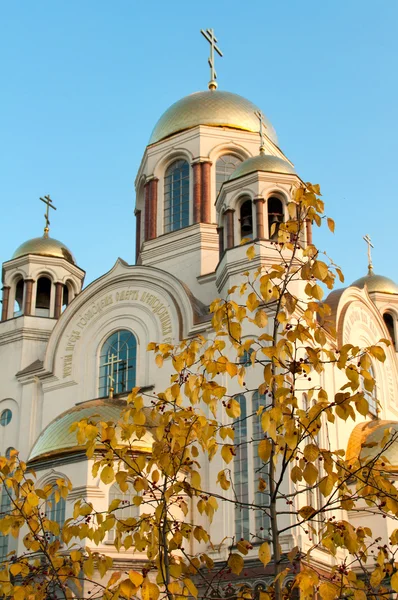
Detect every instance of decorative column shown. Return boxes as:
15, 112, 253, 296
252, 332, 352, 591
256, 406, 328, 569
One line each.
144, 181, 151, 241
201, 161, 212, 224
192, 162, 202, 223
148, 178, 158, 240
254, 197, 265, 239
1, 286, 10, 321
224, 209, 235, 249
217, 227, 224, 259
306, 219, 313, 245
24, 279, 34, 316
135, 210, 141, 262
54, 282, 63, 319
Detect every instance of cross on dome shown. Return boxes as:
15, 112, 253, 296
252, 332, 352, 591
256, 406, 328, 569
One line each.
200, 28, 223, 90
40, 194, 56, 236
363, 234, 374, 275
255, 110, 268, 154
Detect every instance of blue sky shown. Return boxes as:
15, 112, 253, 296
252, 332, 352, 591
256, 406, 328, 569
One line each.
1, 1, 397, 288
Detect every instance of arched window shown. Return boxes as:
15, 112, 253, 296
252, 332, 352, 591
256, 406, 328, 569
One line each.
0, 410, 12, 427
362, 364, 378, 417
46, 489, 66, 541
99, 330, 137, 397
240, 199, 253, 240
62, 285, 69, 312
164, 159, 190, 233
252, 392, 269, 534
267, 196, 284, 240
383, 313, 396, 349
216, 154, 242, 196
234, 394, 249, 540
35, 276, 52, 317
234, 393, 270, 541
0, 486, 11, 559
14, 278, 24, 317
108, 482, 140, 542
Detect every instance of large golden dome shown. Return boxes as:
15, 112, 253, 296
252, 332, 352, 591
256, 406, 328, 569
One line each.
352, 272, 398, 295
12, 234, 76, 265
228, 154, 296, 181
149, 90, 278, 145
28, 399, 153, 463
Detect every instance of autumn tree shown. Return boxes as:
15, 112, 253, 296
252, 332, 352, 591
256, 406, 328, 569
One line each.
1, 183, 398, 600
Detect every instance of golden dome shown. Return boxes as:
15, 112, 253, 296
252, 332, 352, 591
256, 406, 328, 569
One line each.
12, 234, 76, 265
228, 154, 296, 181
347, 420, 398, 470
28, 399, 153, 462
149, 90, 278, 145
352, 272, 398, 295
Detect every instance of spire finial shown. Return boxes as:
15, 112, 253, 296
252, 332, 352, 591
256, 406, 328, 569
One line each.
255, 110, 267, 154
363, 234, 374, 275
40, 194, 56, 237
200, 28, 223, 90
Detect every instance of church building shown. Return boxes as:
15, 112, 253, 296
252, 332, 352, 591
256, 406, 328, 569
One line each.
1, 31, 398, 593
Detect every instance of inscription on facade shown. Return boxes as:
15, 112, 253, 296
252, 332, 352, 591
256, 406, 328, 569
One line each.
62, 288, 174, 377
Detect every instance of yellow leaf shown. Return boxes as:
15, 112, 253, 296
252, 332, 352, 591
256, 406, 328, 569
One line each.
27, 492, 39, 507
258, 439, 272, 463
391, 571, 398, 592
184, 578, 198, 598
228, 553, 244, 575
246, 246, 255, 260
155, 354, 163, 368
303, 444, 319, 462
298, 506, 316, 520
129, 571, 144, 587
247, 292, 260, 312
327, 217, 335, 233
9, 564, 22, 576
319, 581, 338, 600
221, 445, 234, 464
369, 345, 386, 362
226, 398, 241, 419
100, 466, 115, 485
119, 579, 138, 598
142, 580, 160, 600
303, 462, 318, 486
258, 542, 271, 566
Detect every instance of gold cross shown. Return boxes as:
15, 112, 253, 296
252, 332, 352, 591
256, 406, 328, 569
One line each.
255, 110, 267, 154
363, 234, 374, 275
200, 28, 223, 90
40, 194, 56, 235
106, 352, 123, 399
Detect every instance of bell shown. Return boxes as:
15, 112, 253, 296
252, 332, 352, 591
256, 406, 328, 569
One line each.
241, 215, 252, 232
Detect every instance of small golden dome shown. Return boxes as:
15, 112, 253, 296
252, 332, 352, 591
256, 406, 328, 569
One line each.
12, 235, 76, 265
149, 90, 278, 145
347, 420, 398, 470
28, 399, 153, 462
352, 272, 398, 295
228, 154, 296, 181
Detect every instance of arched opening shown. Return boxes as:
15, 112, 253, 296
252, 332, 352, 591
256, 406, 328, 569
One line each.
164, 159, 190, 233
267, 196, 284, 240
99, 330, 137, 397
383, 313, 396, 349
13, 279, 24, 317
62, 285, 69, 312
215, 154, 242, 196
108, 482, 140, 542
35, 276, 52, 317
239, 199, 253, 240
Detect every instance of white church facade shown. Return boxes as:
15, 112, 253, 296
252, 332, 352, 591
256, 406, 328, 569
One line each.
1, 64, 398, 592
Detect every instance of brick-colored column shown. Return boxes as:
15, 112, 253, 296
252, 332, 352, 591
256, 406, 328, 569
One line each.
224, 209, 235, 249
306, 219, 313, 245
192, 162, 202, 223
144, 181, 150, 241
1, 286, 10, 321
24, 279, 34, 316
54, 282, 63, 319
135, 210, 141, 262
217, 227, 224, 259
148, 178, 158, 240
254, 197, 265, 239
201, 161, 212, 224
